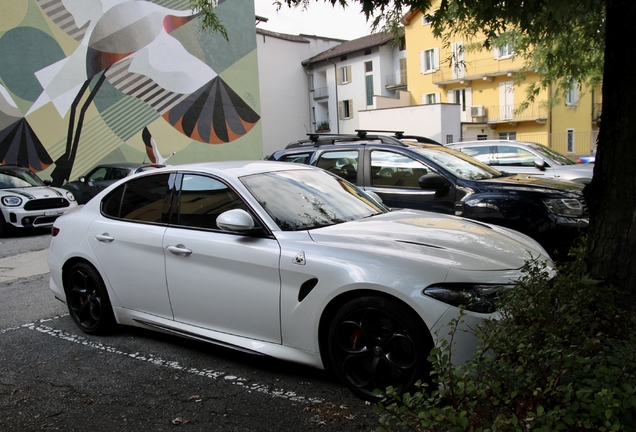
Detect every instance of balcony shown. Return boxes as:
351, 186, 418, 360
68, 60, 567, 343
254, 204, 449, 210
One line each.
385, 71, 407, 90
312, 86, 329, 100
315, 120, 330, 132
432, 56, 524, 88
478, 101, 548, 124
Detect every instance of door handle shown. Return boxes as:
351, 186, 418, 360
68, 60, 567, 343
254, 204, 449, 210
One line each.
167, 245, 193, 256
95, 233, 114, 243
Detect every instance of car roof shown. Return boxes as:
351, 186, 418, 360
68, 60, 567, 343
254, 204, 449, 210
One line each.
92, 162, 151, 169
448, 140, 540, 147
142, 160, 316, 178
284, 130, 442, 150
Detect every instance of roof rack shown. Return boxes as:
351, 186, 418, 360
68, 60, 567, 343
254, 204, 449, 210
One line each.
284, 129, 442, 149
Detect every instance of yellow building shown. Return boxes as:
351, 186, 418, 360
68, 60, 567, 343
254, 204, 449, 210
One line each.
402, 9, 601, 158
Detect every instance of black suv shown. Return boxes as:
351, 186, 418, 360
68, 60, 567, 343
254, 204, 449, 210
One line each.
269, 131, 588, 258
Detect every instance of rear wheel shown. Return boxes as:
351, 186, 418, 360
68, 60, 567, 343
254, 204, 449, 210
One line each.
65, 262, 116, 334
328, 296, 433, 401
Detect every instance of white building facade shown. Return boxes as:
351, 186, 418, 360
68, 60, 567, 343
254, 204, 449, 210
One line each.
302, 33, 408, 135
256, 28, 343, 156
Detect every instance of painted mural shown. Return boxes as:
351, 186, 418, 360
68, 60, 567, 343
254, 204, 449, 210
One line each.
0, 0, 262, 186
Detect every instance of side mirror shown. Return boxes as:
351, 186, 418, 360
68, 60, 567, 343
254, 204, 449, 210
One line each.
43, 180, 52, 186
217, 209, 255, 232
533, 158, 546, 171
365, 191, 383, 204
418, 173, 450, 191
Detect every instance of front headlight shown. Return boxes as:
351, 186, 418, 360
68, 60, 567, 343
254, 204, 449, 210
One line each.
423, 283, 514, 313
543, 198, 584, 217
65, 191, 76, 202
2, 196, 22, 207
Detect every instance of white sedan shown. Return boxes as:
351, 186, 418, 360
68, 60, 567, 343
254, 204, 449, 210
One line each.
47, 161, 551, 400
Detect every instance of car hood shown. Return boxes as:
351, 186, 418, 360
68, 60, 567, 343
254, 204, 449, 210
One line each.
3, 186, 69, 199
479, 174, 584, 194
308, 210, 549, 271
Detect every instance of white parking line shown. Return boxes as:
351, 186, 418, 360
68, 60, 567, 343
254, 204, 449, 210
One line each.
4, 316, 323, 404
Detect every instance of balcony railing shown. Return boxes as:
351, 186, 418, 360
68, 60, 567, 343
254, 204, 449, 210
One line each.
312, 86, 329, 100
432, 56, 524, 85
385, 71, 408, 88
485, 101, 548, 123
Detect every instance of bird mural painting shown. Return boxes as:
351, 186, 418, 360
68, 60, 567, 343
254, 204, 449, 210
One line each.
28, 0, 260, 186
142, 127, 175, 165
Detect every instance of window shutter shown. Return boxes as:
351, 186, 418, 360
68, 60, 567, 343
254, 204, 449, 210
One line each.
419, 51, 425, 73
447, 90, 454, 103
348, 100, 353, 118
337, 68, 342, 85
434, 92, 440, 103
338, 101, 343, 119
493, 46, 501, 59
433, 47, 440, 70
346, 65, 352, 83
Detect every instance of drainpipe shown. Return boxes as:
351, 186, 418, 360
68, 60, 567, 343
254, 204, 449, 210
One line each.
329, 58, 340, 133
548, 83, 553, 148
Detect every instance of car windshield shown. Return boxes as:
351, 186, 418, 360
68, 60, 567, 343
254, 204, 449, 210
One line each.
529, 143, 576, 165
411, 146, 502, 180
0, 168, 45, 188
241, 169, 387, 231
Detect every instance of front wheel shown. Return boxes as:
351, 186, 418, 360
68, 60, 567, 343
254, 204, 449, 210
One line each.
328, 296, 433, 401
65, 262, 116, 334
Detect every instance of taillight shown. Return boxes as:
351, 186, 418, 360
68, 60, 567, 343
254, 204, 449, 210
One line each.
51, 227, 60, 237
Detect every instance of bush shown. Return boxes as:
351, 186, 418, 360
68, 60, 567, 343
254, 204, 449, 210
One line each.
376, 251, 636, 431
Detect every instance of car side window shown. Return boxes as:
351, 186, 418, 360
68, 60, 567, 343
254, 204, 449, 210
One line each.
101, 174, 171, 223
460, 146, 492, 164
109, 168, 128, 180
494, 146, 536, 166
370, 151, 430, 188
316, 150, 359, 183
278, 153, 311, 164
176, 174, 248, 230
87, 167, 109, 181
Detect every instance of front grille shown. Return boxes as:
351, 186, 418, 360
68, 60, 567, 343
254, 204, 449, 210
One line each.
580, 198, 589, 217
24, 198, 70, 211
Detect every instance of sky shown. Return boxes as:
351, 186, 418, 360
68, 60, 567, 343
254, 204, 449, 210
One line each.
253, 0, 374, 40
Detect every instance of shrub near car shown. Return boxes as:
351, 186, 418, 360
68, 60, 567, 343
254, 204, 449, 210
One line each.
48, 161, 552, 400
0, 165, 77, 236
269, 131, 589, 258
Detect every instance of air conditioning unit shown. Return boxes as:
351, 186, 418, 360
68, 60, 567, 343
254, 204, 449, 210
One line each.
471, 105, 485, 117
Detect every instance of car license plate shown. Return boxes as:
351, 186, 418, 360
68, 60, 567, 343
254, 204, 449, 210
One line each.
44, 211, 59, 216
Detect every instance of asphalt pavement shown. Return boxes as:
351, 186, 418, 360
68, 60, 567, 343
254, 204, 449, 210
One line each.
0, 233, 380, 431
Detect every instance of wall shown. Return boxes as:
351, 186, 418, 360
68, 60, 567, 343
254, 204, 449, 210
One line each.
0, 0, 262, 185
358, 103, 461, 144
256, 30, 342, 157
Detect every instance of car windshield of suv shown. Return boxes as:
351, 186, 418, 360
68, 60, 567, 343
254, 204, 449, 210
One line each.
241, 169, 387, 231
0, 168, 45, 188
529, 143, 576, 165
411, 147, 502, 180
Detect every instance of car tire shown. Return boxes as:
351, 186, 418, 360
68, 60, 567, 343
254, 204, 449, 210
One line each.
328, 296, 433, 401
65, 262, 116, 335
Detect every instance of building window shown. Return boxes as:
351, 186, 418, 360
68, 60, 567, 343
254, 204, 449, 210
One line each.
498, 131, 517, 140
422, 14, 431, 25
446, 135, 454, 144
339, 100, 353, 119
337, 65, 351, 85
364, 48, 372, 55
419, 48, 439, 73
567, 129, 575, 153
365, 61, 373, 73
365, 75, 374, 106
477, 134, 489, 140
565, 82, 579, 107
422, 92, 440, 104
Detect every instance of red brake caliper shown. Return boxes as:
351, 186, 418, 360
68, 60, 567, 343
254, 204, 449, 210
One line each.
350, 329, 362, 350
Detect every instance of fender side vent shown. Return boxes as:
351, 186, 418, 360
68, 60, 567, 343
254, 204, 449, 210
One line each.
298, 278, 319, 302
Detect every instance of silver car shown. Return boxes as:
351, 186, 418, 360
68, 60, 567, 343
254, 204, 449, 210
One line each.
447, 140, 593, 184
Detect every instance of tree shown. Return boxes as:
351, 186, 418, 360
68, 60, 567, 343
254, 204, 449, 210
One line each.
193, 0, 636, 296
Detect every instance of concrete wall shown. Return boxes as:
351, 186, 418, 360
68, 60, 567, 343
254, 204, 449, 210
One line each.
358, 103, 461, 144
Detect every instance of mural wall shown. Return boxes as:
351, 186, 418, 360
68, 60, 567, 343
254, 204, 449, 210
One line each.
0, 0, 262, 185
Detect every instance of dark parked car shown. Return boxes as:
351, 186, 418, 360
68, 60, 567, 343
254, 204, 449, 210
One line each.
269, 131, 589, 258
62, 163, 162, 204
